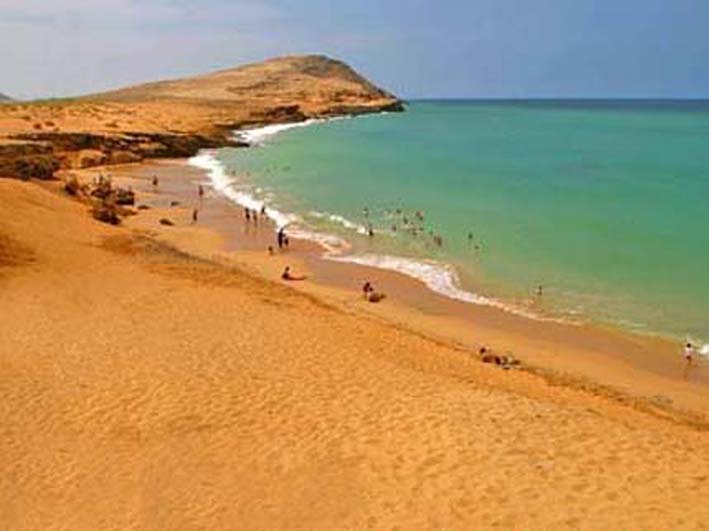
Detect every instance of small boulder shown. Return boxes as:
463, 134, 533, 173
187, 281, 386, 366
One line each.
92, 203, 120, 225
114, 187, 135, 206
159, 218, 175, 226
64, 176, 81, 196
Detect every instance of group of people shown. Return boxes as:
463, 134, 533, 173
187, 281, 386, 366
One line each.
244, 205, 267, 225
361, 205, 490, 253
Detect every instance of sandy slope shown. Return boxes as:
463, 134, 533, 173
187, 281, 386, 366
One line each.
1, 179, 708, 530
0, 55, 402, 180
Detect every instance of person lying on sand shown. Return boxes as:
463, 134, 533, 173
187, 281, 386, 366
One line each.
281, 266, 306, 281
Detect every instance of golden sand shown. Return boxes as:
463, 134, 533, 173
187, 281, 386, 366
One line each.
1, 174, 708, 529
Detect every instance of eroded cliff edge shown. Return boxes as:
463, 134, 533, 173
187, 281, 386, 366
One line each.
0, 55, 404, 180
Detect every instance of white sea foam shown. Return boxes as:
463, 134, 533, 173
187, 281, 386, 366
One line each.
309, 210, 368, 234
235, 119, 323, 145
189, 151, 295, 229
235, 115, 354, 146
188, 116, 558, 324
328, 253, 493, 304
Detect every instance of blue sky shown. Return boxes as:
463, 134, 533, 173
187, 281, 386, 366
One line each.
2, 0, 708, 99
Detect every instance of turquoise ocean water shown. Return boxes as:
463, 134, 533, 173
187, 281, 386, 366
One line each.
195, 100, 709, 347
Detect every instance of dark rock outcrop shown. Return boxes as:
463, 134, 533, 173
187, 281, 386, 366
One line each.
1, 131, 244, 180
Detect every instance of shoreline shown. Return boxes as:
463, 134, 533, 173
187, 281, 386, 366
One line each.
70, 158, 709, 424
193, 119, 709, 352
5, 171, 709, 528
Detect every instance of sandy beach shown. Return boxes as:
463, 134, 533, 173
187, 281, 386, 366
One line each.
102, 159, 709, 418
2, 161, 708, 529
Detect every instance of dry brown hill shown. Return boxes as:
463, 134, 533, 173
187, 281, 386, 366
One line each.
0, 55, 402, 179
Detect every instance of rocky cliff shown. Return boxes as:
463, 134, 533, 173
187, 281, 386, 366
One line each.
0, 55, 403, 180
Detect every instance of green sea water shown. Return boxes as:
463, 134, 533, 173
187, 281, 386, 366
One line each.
209, 100, 709, 345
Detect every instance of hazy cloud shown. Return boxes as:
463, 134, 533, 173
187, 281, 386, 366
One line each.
1, 0, 708, 99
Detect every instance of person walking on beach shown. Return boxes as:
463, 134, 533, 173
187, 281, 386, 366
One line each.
685, 342, 695, 365
197, 184, 204, 204
244, 207, 251, 222
277, 227, 285, 249
362, 281, 373, 300
151, 175, 159, 188
683, 342, 696, 379
192, 208, 199, 224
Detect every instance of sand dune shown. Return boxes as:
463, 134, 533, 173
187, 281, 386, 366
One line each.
1, 178, 708, 529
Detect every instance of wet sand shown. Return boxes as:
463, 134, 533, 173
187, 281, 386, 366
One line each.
101, 159, 709, 419
2, 170, 709, 530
